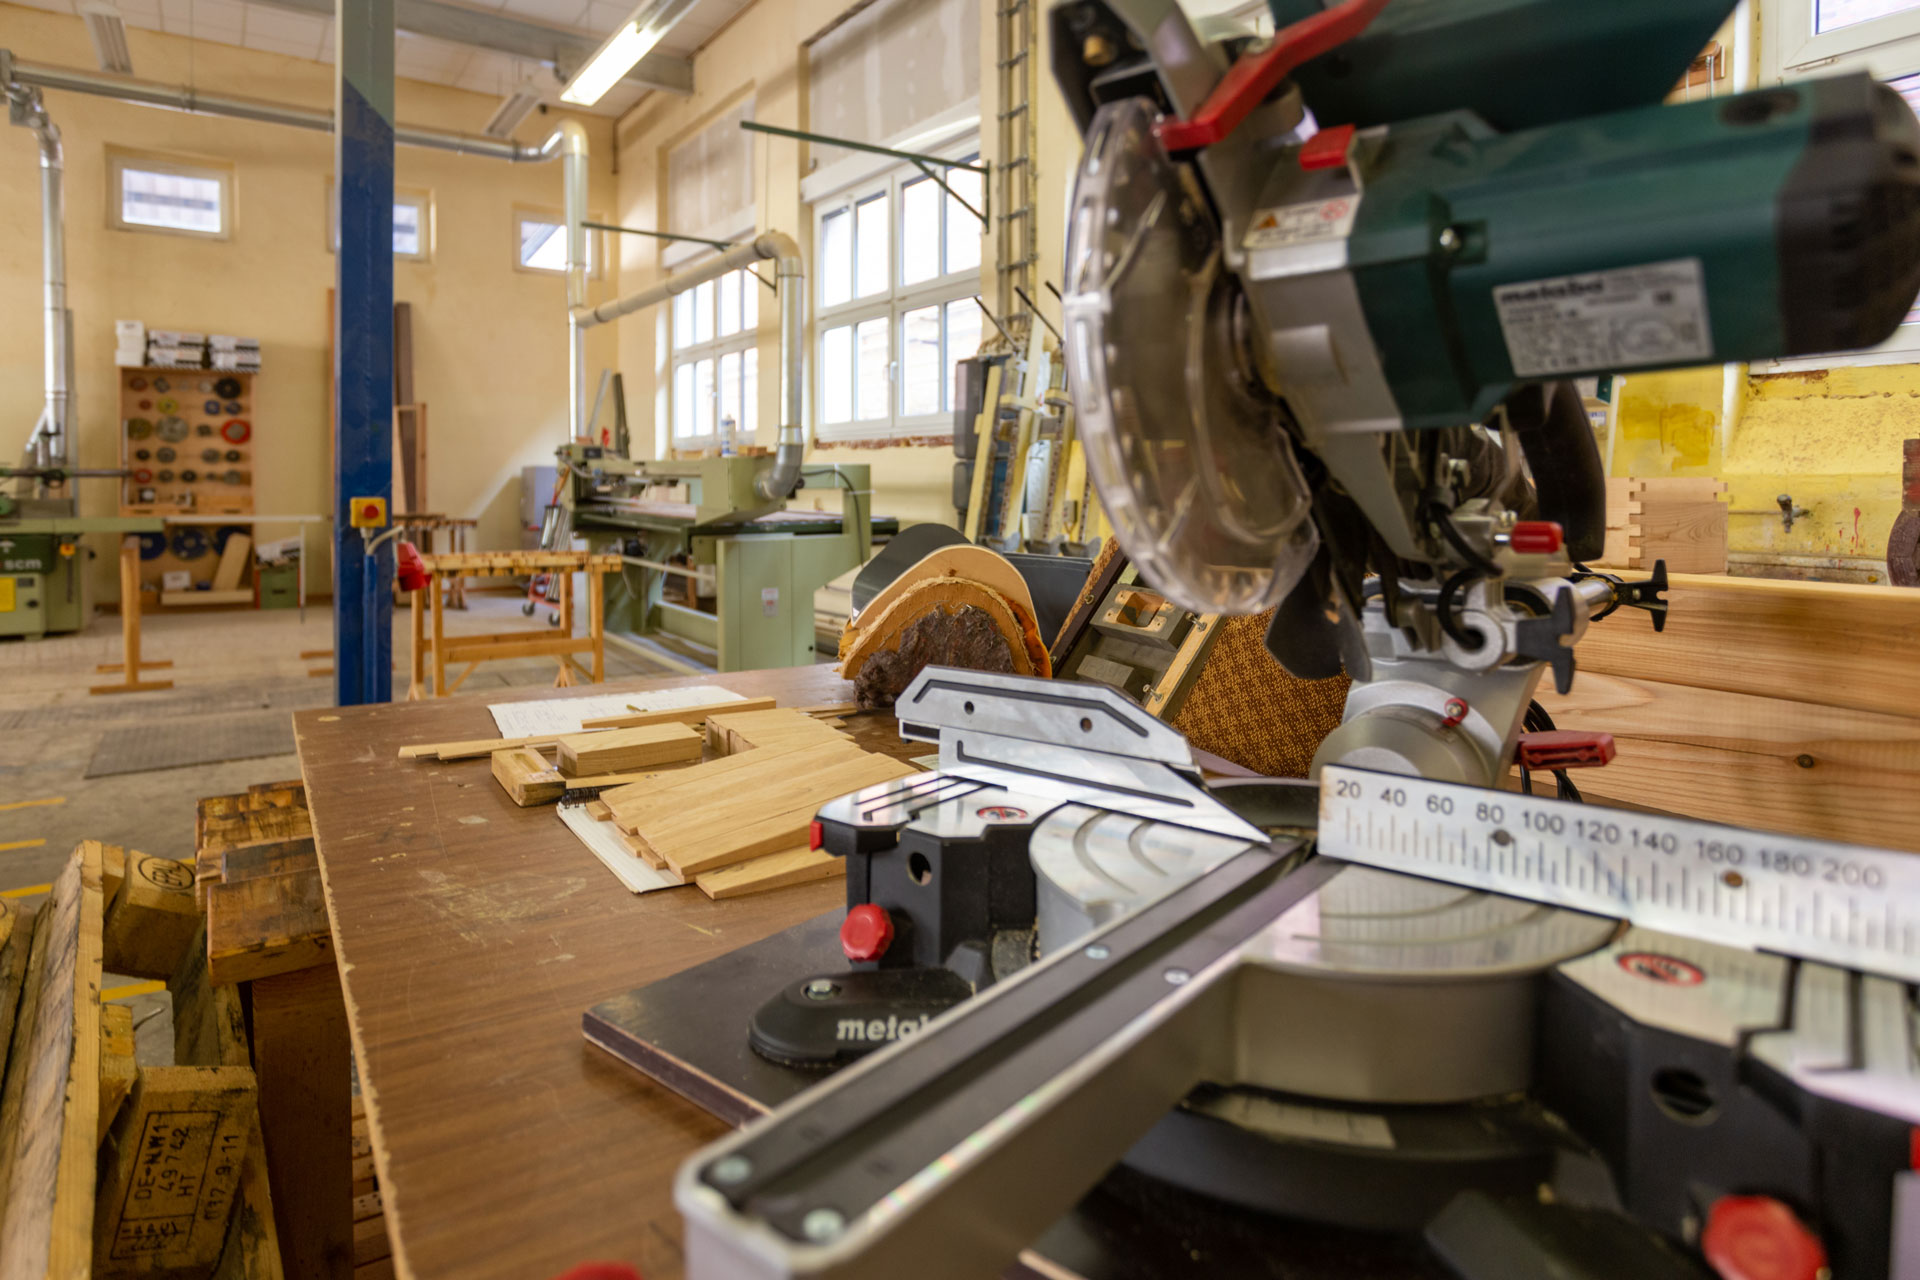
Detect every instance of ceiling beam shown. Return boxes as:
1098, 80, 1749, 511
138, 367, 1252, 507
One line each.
248, 0, 693, 94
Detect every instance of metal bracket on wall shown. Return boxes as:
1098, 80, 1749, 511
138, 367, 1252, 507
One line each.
740, 120, 990, 227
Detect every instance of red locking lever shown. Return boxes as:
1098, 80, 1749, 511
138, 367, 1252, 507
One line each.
1515, 732, 1615, 771
1154, 0, 1391, 154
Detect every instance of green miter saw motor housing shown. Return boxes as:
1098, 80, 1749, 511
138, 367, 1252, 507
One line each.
1054, 0, 1920, 614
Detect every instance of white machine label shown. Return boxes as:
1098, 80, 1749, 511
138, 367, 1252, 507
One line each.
1493, 258, 1714, 377
1243, 195, 1360, 250
1318, 766, 1920, 983
761, 587, 779, 617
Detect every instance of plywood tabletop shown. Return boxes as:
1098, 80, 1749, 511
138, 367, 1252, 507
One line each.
293, 666, 900, 1280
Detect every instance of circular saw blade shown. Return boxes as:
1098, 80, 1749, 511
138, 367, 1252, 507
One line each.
1062, 97, 1320, 616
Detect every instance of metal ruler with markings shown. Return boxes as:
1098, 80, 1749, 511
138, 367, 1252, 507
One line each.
1316, 765, 1920, 984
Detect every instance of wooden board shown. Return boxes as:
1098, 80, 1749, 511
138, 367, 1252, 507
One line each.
694, 845, 843, 899
605, 739, 877, 836
95, 1065, 257, 1276
212, 1100, 284, 1280
103, 850, 203, 979
491, 747, 564, 807
290, 664, 914, 1280
1533, 671, 1920, 852
0, 839, 105, 1280
555, 722, 703, 776
578, 695, 777, 732
1578, 573, 1920, 720
703, 708, 852, 757
0, 898, 36, 1066
205, 869, 333, 986
213, 532, 254, 592
1627, 499, 1727, 575
399, 731, 585, 762
99, 1002, 137, 1145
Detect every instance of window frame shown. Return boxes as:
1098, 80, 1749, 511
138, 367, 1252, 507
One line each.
326, 182, 436, 262
512, 205, 605, 279
107, 146, 234, 241
1760, 0, 1920, 368
811, 142, 985, 444
668, 266, 763, 452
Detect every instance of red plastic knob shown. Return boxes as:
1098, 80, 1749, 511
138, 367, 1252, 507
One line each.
1510, 521, 1564, 555
1515, 731, 1615, 770
840, 904, 894, 962
1702, 1196, 1826, 1280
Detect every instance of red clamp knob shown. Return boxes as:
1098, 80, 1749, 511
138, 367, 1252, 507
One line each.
1509, 521, 1564, 555
1154, 0, 1389, 153
1299, 124, 1356, 171
1702, 1196, 1827, 1280
1515, 731, 1615, 771
840, 904, 894, 962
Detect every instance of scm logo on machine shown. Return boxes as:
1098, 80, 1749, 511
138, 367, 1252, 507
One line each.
1496, 276, 1608, 305
836, 1014, 932, 1043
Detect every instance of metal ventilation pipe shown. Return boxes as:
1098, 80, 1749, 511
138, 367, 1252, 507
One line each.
572, 231, 808, 501
6, 79, 70, 478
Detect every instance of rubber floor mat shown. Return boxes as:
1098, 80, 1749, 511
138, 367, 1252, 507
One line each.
0, 680, 329, 733
85, 709, 297, 777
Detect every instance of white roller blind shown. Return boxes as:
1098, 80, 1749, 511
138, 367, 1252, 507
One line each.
669, 97, 756, 238
809, 0, 980, 148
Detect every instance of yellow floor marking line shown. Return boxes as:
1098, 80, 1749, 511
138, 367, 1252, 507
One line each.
0, 838, 48, 853
0, 796, 64, 812
1, 883, 52, 899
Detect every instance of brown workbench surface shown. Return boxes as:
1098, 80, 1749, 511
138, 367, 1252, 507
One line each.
294, 666, 895, 1280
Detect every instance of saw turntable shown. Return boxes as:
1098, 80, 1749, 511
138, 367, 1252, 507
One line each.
583, 0, 1920, 1275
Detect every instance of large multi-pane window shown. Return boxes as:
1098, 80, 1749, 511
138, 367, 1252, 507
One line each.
109, 149, 232, 239
671, 268, 760, 449
814, 156, 984, 441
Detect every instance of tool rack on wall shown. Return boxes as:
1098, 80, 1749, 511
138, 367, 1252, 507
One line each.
118, 366, 260, 606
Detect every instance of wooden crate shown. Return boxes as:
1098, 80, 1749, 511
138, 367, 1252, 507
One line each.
1597, 477, 1728, 574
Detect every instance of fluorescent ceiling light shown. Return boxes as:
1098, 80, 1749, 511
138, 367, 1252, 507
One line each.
485, 84, 544, 137
80, 1, 133, 74
560, 20, 658, 106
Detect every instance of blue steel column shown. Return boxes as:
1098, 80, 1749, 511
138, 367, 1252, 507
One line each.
332, 0, 395, 704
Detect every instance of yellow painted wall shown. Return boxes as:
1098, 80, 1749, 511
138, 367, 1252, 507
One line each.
1616, 365, 1918, 561
606, 0, 1081, 530
0, 3, 621, 597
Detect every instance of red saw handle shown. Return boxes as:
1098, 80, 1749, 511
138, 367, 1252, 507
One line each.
1154, 0, 1390, 153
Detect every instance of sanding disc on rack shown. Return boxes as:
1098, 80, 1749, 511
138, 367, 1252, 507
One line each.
156, 397, 178, 414
214, 377, 242, 400
222, 470, 245, 486
133, 449, 151, 461
131, 468, 153, 484
170, 526, 210, 560
152, 377, 171, 392
220, 420, 251, 443
136, 487, 156, 503
137, 532, 167, 560
156, 446, 177, 463
180, 468, 199, 483
197, 378, 214, 392
201, 448, 221, 463
204, 399, 222, 415
224, 449, 241, 463
223, 400, 243, 415
196, 424, 214, 437
156, 469, 174, 482
126, 418, 153, 439
129, 376, 148, 391
156, 416, 189, 442
137, 398, 152, 411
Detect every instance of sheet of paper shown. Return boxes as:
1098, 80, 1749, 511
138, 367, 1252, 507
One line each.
487, 684, 747, 738
557, 803, 682, 895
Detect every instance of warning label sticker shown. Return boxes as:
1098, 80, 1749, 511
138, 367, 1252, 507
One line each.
1243, 195, 1360, 251
1494, 258, 1714, 377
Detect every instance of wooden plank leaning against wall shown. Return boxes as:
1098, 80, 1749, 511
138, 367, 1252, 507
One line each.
1535, 573, 1920, 852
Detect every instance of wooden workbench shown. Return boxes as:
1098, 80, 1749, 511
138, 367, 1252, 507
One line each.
294, 666, 900, 1280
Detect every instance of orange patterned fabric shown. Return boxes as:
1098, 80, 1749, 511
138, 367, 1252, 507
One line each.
1172, 611, 1350, 779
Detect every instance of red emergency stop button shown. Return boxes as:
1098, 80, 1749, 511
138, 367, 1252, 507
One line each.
1509, 521, 1564, 555
1702, 1196, 1826, 1280
840, 904, 894, 962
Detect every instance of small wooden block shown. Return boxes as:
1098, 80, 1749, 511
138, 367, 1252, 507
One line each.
205, 869, 333, 986
102, 851, 203, 980
695, 845, 844, 899
555, 722, 703, 776
491, 747, 564, 807
95, 1064, 257, 1277
98, 1002, 137, 1146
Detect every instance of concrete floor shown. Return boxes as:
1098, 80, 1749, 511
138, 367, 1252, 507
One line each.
0, 587, 682, 894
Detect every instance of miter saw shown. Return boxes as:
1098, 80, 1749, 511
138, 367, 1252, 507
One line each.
646, 1, 1920, 1276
